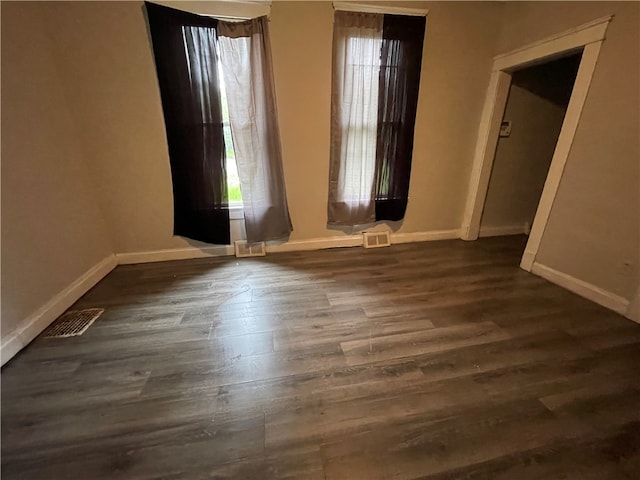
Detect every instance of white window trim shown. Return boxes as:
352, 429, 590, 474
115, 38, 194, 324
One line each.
229, 204, 244, 220
156, 1, 271, 20
333, 2, 428, 17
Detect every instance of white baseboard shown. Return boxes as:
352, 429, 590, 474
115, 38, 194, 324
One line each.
116, 245, 234, 264
627, 285, 640, 324
266, 229, 461, 253
531, 262, 630, 316
479, 224, 527, 238
117, 229, 462, 261
266, 235, 363, 253
1, 255, 117, 366
391, 229, 461, 244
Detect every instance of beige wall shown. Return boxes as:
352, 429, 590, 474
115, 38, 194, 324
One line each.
481, 84, 566, 230
498, 2, 639, 300
3, 0, 637, 347
38, 1, 503, 252
272, 1, 505, 238
1, 3, 113, 336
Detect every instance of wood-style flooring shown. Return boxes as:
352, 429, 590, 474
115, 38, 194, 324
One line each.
2, 235, 640, 479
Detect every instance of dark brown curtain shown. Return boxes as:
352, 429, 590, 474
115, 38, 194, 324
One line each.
375, 14, 426, 221
145, 2, 230, 245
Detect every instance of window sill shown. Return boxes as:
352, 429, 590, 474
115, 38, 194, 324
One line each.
229, 204, 244, 220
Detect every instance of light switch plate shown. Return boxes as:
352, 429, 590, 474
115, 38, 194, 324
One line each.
500, 120, 512, 137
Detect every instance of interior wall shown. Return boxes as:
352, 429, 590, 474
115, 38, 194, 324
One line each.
498, 1, 640, 301
37, 1, 504, 253
1, 3, 114, 338
480, 84, 566, 232
271, 1, 504, 239
481, 55, 579, 233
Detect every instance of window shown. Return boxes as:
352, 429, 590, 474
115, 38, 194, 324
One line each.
328, 10, 426, 227
181, 25, 242, 207
338, 35, 382, 204
146, 2, 292, 244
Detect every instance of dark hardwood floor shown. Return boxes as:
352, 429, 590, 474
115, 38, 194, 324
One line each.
2, 235, 639, 479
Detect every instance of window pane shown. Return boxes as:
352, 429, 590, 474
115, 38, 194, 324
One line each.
338, 34, 381, 203
224, 124, 242, 202
217, 51, 242, 204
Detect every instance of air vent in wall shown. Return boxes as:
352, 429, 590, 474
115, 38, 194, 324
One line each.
363, 231, 391, 249
234, 240, 266, 258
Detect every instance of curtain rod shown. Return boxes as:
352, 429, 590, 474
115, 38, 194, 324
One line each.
333, 2, 428, 17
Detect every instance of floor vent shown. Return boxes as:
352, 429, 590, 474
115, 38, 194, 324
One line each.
235, 240, 266, 258
43, 308, 104, 338
363, 231, 391, 249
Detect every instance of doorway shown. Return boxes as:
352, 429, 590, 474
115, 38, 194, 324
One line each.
479, 53, 582, 244
460, 15, 613, 271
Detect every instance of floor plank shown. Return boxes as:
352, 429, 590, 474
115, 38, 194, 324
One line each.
2, 235, 639, 479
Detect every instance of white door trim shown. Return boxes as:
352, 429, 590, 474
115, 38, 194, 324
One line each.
460, 15, 613, 272
493, 15, 612, 72
460, 70, 511, 241
520, 40, 603, 270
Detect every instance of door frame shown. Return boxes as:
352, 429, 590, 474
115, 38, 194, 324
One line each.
460, 15, 613, 271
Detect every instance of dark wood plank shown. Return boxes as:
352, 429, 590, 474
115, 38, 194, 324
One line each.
2, 235, 639, 479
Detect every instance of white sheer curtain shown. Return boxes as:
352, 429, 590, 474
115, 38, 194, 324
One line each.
218, 17, 292, 242
328, 11, 383, 226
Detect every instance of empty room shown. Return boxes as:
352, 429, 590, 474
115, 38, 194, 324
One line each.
2, 1, 639, 478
